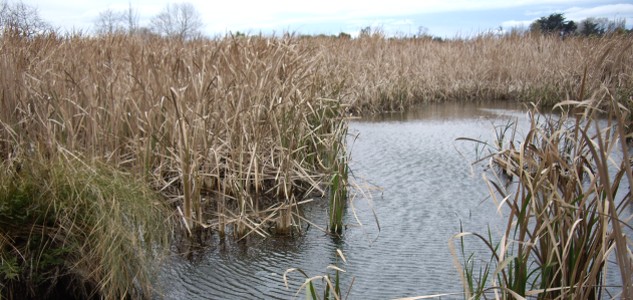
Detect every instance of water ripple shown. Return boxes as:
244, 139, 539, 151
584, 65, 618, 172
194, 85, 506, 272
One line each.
159, 103, 526, 299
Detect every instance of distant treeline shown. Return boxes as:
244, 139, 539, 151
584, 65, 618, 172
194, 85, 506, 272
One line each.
2, 0, 631, 40
529, 13, 631, 37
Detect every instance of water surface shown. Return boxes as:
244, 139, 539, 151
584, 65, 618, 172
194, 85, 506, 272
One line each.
160, 102, 533, 299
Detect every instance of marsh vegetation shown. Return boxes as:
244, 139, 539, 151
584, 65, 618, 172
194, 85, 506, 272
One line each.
0, 20, 632, 298
454, 92, 633, 299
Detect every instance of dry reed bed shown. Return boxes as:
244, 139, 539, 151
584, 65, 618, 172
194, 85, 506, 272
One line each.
452, 89, 633, 298
1, 33, 631, 238
0, 34, 348, 238
312, 34, 633, 113
1, 31, 633, 299
2, 34, 632, 234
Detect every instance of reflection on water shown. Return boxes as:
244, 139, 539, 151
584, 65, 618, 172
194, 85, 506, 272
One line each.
159, 101, 530, 299
362, 101, 526, 123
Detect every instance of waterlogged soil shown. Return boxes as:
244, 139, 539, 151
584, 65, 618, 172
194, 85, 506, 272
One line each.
158, 102, 533, 299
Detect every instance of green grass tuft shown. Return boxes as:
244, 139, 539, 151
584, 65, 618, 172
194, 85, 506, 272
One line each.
0, 151, 171, 299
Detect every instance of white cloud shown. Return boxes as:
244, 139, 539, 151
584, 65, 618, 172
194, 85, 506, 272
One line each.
501, 20, 534, 29
19, 1, 633, 36
201, 0, 544, 35
564, 4, 633, 21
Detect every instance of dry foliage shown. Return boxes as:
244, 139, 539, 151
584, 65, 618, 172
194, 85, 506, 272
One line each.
1, 30, 632, 298
310, 33, 633, 113
0, 33, 350, 237
453, 89, 633, 299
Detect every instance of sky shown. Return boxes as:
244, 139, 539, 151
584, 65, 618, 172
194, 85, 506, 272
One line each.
20, 0, 633, 38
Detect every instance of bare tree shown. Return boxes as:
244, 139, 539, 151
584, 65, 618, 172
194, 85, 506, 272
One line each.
416, 26, 429, 38
0, 0, 51, 37
150, 2, 203, 40
94, 9, 125, 35
94, 3, 138, 36
123, 1, 138, 34
0, 1, 7, 19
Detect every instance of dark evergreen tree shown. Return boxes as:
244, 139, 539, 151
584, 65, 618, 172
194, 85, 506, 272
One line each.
578, 18, 604, 36
531, 13, 576, 36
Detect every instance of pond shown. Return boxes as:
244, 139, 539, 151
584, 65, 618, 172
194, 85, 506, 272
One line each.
158, 101, 539, 299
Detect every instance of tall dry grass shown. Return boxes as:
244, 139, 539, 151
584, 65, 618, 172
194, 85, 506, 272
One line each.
452, 84, 633, 299
0, 32, 350, 298
2, 30, 632, 298
3, 32, 631, 236
311, 33, 633, 113
0, 33, 350, 238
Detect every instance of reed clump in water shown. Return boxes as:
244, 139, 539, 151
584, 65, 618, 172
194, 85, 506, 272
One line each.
0, 31, 350, 297
2, 27, 633, 298
3, 31, 631, 239
453, 86, 633, 299
0, 32, 350, 238
284, 248, 353, 300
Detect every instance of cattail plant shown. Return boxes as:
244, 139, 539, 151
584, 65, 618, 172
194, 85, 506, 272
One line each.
453, 85, 633, 299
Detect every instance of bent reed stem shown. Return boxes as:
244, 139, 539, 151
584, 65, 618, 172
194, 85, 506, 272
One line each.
455, 88, 633, 299
1, 29, 632, 298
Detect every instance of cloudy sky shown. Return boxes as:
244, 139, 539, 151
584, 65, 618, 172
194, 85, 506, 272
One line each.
21, 0, 633, 37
